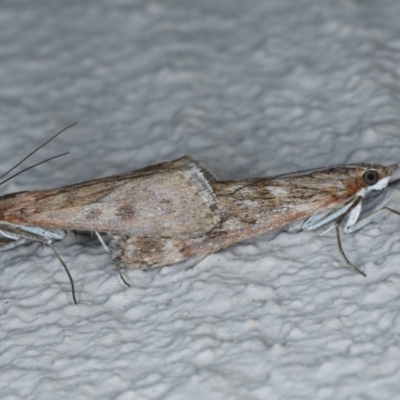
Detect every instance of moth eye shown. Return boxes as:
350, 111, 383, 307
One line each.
362, 170, 380, 186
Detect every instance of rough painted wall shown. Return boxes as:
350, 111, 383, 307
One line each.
1, 1, 400, 399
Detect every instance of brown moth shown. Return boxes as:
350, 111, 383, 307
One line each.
0, 128, 399, 303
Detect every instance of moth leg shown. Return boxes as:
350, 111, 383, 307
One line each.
334, 218, 366, 277
184, 255, 207, 271
333, 199, 366, 277
0, 228, 30, 251
47, 242, 77, 304
333, 206, 400, 278
95, 231, 109, 253
94, 231, 130, 287
0, 223, 76, 304
344, 207, 400, 233
0, 237, 26, 251
302, 199, 355, 231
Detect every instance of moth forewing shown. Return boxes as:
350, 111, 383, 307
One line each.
0, 156, 220, 237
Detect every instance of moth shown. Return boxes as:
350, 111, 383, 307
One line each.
1, 125, 399, 303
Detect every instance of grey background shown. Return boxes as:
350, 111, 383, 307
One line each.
1, 1, 400, 399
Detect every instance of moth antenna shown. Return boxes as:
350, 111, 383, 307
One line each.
114, 263, 131, 287
0, 152, 69, 187
48, 242, 77, 304
0, 122, 78, 181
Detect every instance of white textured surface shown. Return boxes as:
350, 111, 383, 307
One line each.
1, 1, 400, 399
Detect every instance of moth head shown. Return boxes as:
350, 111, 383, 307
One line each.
358, 163, 398, 195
